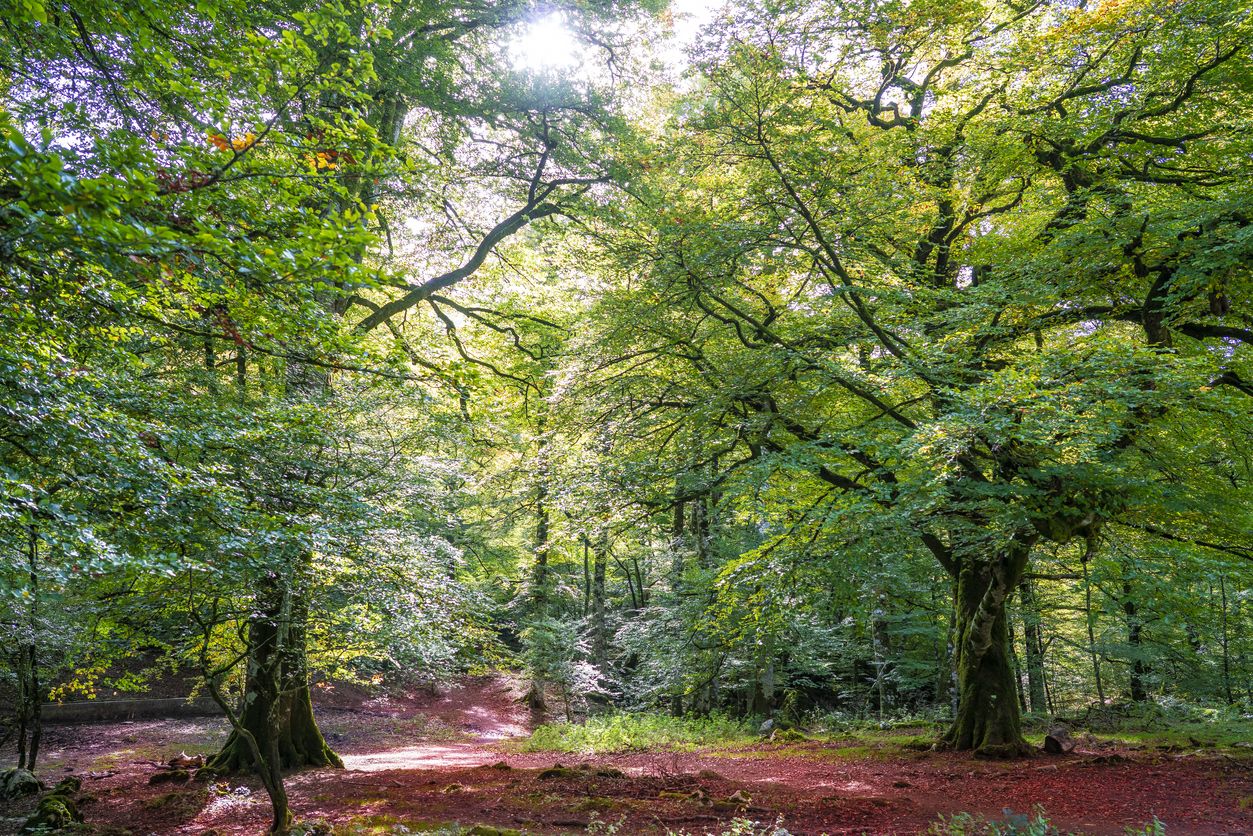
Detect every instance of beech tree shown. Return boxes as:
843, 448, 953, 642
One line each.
567, 0, 1252, 754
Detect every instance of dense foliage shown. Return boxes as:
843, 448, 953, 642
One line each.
1, 0, 1249, 829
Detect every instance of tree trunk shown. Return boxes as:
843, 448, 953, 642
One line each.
1019, 578, 1048, 713
214, 350, 343, 776
590, 535, 608, 667
1009, 615, 1027, 712
533, 478, 550, 592
15, 648, 27, 769
1081, 553, 1105, 706
1121, 575, 1149, 703
26, 642, 40, 772
671, 499, 686, 584
871, 592, 891, 721
211, 575, 342, 772
762, 660, 775, 714
1220, 575, 1233, 705
945, 593, 959, 718
20, 526, 41, 771
691, 497, 711, 569
941, 540, 1034, 757
582, 538, 590, 617
205, 669, 291, 833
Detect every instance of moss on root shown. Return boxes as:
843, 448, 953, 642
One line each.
20, 778, 84, 834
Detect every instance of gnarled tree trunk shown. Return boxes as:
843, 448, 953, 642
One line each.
941, 538, 1036, 757
211, 572, 342, 773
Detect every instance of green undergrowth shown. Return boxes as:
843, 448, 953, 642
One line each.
520, 711, 945, 757
1026, 700, 1253, 754
518, 712, 756, 754
519, 702, 1252, 761
1084, 715, 1253, 753
327, 817, 521, 836
824, 728, 938, 749
928, 808, 1166, 835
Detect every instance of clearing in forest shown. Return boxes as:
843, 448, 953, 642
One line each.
2, 676, 1249, 835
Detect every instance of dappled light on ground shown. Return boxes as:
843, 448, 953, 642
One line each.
341, 743, 501, 772
3, 676, 1250, 835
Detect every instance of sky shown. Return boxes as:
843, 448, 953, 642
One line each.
510, 1, 721, 73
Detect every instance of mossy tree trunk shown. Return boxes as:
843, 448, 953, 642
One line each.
210, 350, 343, 776
941, 537, 1036, 757
210, 573, 342, 773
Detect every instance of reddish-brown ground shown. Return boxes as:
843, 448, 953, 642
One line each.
2, 677, 1249, 835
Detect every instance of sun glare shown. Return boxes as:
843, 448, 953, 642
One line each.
511, 13, 583, 72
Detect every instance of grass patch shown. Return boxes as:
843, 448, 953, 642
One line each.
518, 712, 755, 754
816, 726, 938, 752
1086, 717, 1253, 752
763, 743, 877, 761
1053, 701, 1253, 754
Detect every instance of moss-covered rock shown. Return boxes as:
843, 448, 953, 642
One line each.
571, 797, 616, 813
770, 728, 808, 743
142, 787, 208, 822
52, 777, 82, 796
288, 818, 332, 835
1, 767, 42, 799
538, 761, 626, 781
20, 793, 82, 833
537, 765, 580, 780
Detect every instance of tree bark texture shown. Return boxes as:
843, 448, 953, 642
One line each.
941, 539, 1035, 757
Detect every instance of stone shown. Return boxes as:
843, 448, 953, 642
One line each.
1, 768, 41, 799
52, 776, 81, 795
1043, 726, 1075, 755
20, 795, 81, 833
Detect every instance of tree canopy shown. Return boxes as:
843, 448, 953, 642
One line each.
1, 0, 1250, 829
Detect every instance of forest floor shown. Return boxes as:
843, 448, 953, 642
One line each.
2, 676, 1250, 835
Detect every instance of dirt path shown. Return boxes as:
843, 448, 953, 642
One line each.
2, 677, 1250, 835
324, 675, 532, 772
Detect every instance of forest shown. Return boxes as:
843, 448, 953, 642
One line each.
0, 0, 1250, 833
